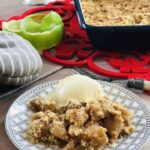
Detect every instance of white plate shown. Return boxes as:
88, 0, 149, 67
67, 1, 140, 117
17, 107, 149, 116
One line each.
5, 80, 150, 150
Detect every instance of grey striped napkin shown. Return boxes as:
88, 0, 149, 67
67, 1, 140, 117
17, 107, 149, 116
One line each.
0, 31, 43, 86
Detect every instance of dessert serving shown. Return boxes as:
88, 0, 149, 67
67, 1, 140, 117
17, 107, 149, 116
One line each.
81, 0, 150, 26
25, 75, 134, 150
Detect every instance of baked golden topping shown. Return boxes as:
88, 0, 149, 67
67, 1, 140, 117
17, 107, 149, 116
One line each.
25, 97, 134, 150
81, 0, 150, 26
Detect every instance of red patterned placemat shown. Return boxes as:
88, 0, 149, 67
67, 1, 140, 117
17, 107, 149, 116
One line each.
1, 0, 150, 81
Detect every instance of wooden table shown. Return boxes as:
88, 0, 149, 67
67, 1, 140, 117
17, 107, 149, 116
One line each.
0, 1, 150, 150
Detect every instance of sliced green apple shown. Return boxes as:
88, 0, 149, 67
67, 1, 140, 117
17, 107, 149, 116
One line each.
2, 11, 64, 51
2, 20, 22, 33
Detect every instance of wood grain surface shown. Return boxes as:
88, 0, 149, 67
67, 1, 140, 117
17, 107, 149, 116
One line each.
0, 0, 150, 150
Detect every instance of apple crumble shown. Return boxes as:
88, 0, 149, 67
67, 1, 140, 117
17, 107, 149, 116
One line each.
25, 97, 134, 150
81, 0, 150, 26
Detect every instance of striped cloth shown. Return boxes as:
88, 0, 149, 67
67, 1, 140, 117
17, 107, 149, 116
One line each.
0, 31, 43, 86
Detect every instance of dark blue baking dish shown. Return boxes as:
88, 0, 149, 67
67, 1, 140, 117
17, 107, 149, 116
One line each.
73, 0, 150, 50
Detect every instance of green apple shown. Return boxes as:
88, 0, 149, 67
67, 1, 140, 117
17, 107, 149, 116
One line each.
2, 11, 64, 51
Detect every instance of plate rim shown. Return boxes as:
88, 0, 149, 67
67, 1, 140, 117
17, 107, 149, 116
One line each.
5, 80, 150, 150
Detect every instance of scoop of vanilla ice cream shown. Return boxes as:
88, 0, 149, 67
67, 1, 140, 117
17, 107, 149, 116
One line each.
45, 75, 105, 107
